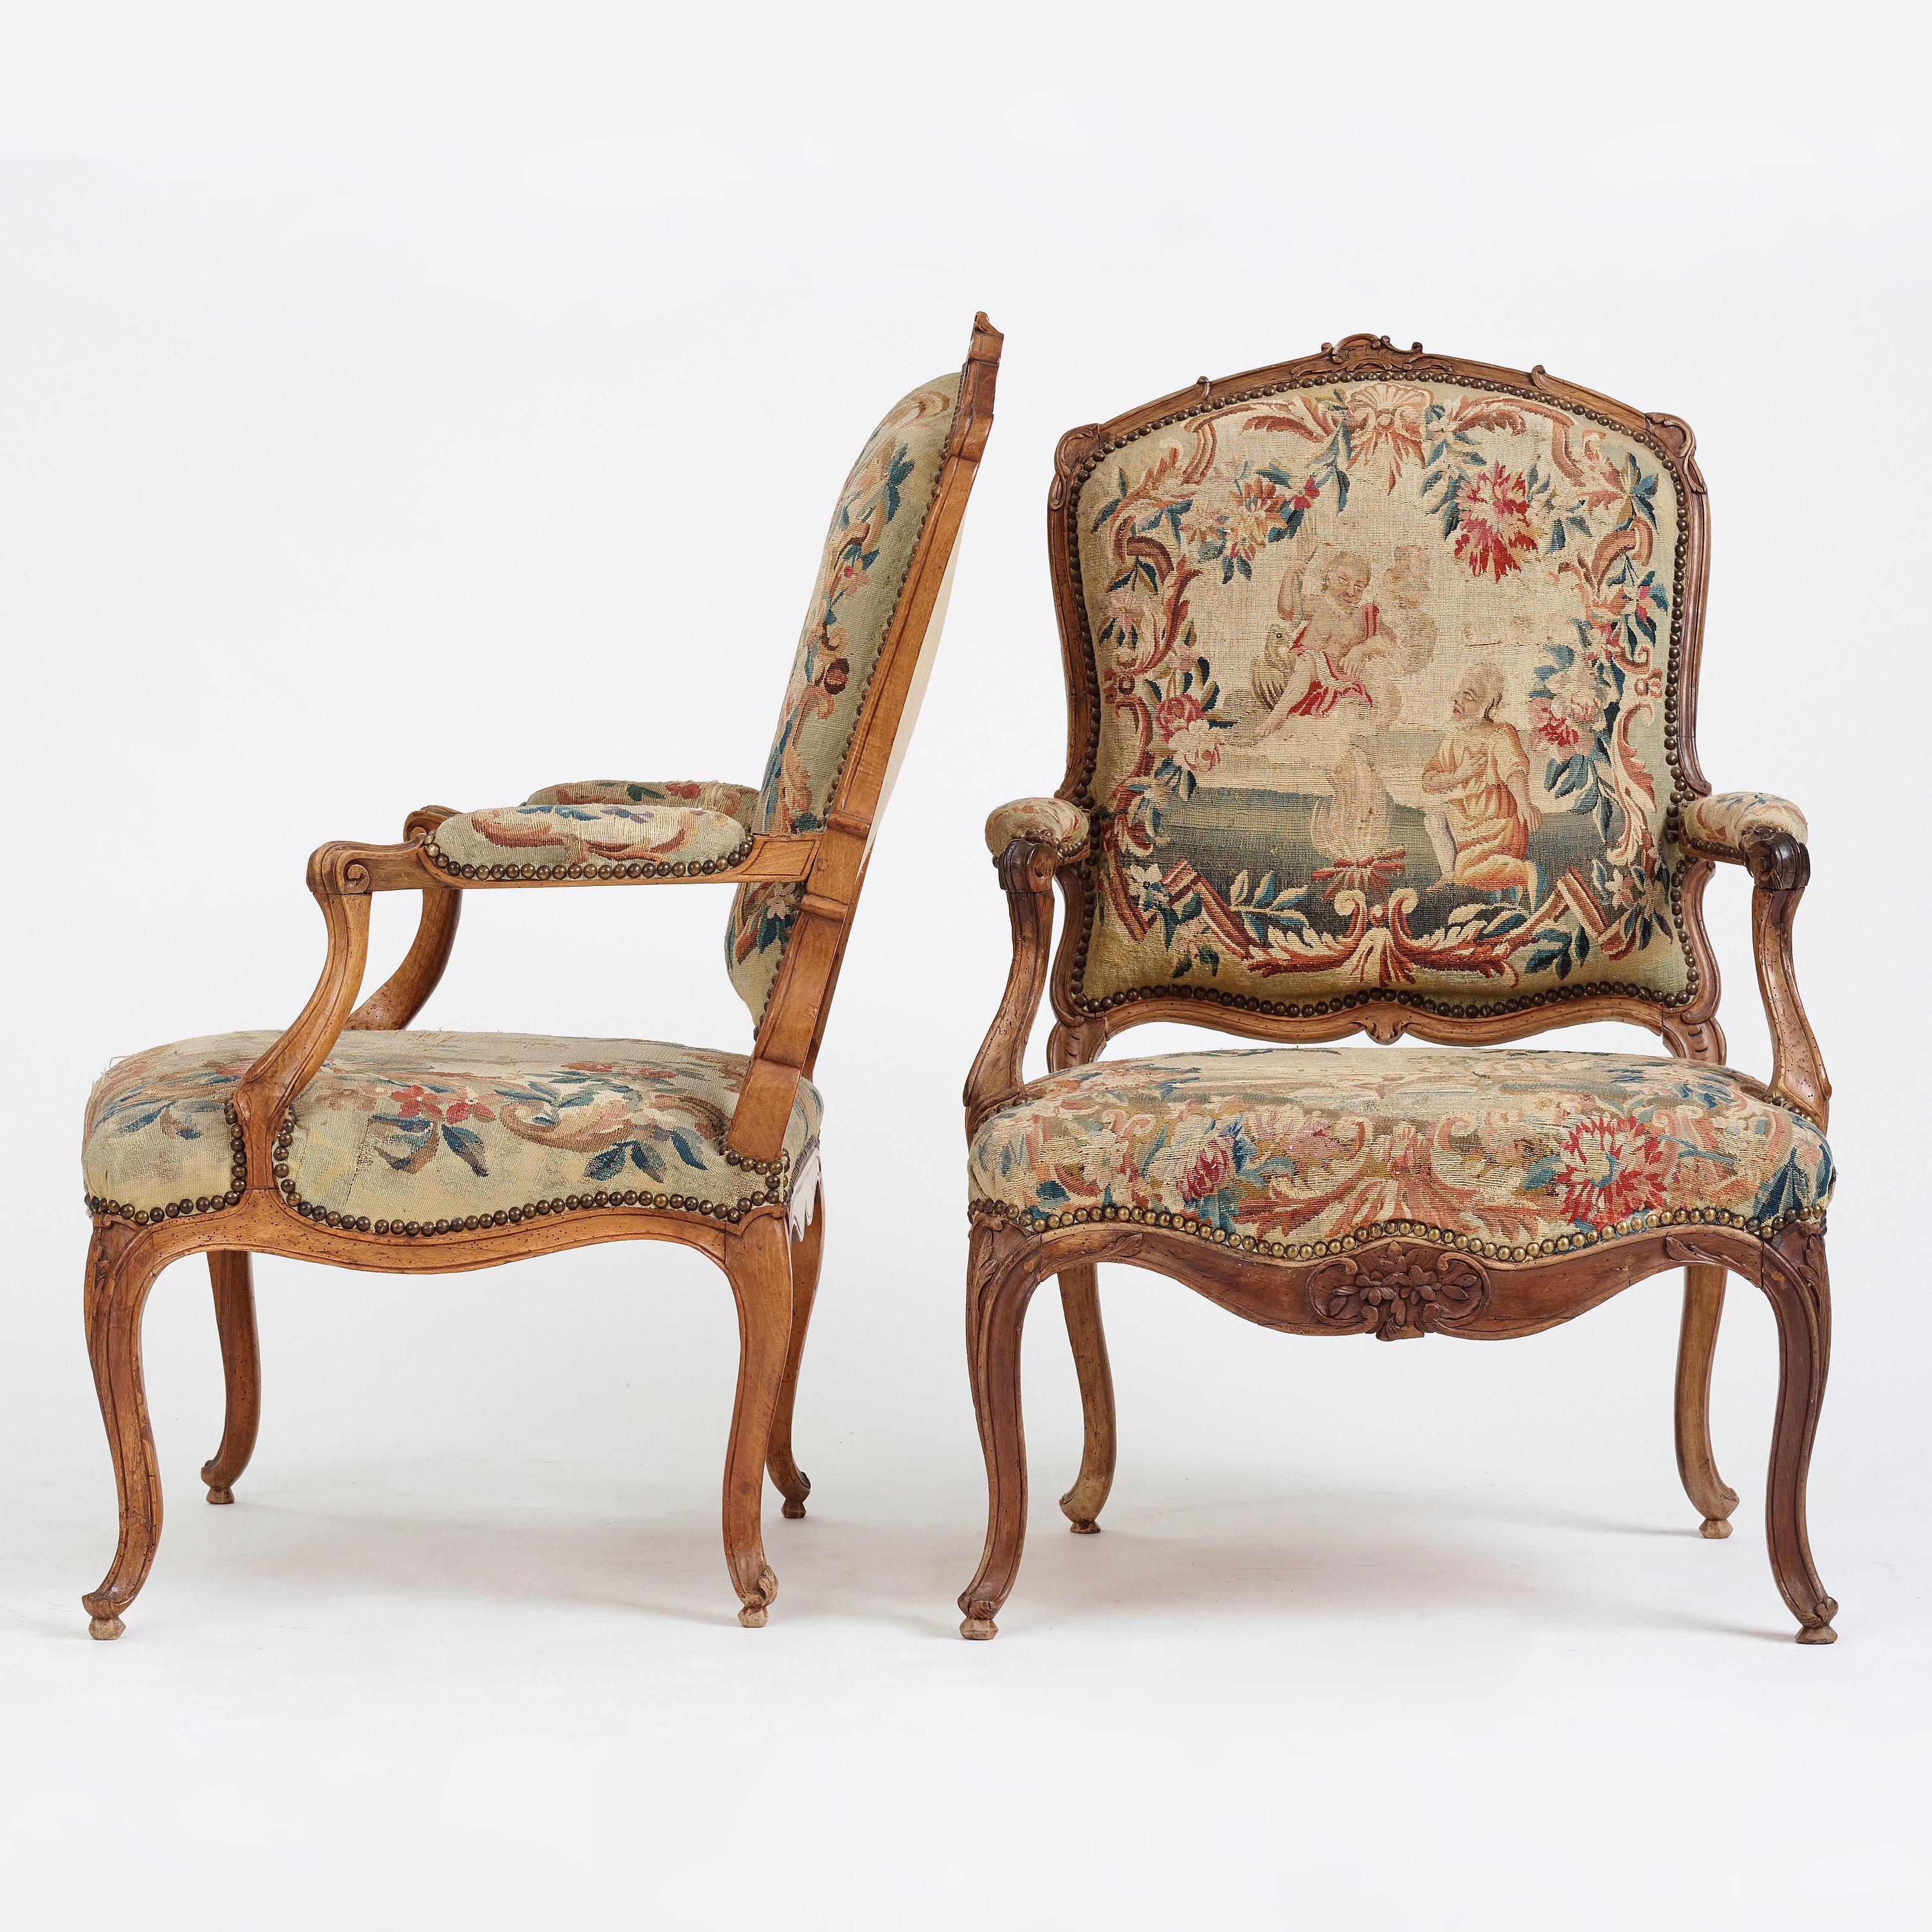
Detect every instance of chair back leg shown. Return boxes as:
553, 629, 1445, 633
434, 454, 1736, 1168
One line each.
1674, 1262, 1739, 1538
767, 1184, 823, 1519
202, 1249, 261, 1504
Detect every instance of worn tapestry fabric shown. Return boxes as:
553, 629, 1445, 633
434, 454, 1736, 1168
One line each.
1681, 791, 1808, 855
969, 1046, 1832, 1260
524, 779, 759, 825
85, 1030, 820, 1227
1065, 379, 1696, 1015
428, 799, 750, 873
985, 796, 1089, 857
725, 372, 961, 1020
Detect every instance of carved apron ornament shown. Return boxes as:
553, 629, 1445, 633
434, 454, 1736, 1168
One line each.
1307, 1241, 1490, 1340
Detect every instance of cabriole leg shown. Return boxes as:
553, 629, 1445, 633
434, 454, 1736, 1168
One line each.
958, 1224, 1041, 1640
722, 1215, 792, 1627
81, 1222, 171, 1640
202, 1250, 261, 1504
1674, 1262, 1738, 1539
1057, 1265, 1115, 1533
768, 1184, 822, 1519
1759, 1231, 1838, 1644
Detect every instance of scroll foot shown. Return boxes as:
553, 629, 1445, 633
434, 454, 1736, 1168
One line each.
205, 1484, 235, 1506
88, 1615, 125, 1642
1068, 1519, 1099, 1535
961, 1615, 998, 1641
1698, 1516, 1732, 1540
738, 1604, 769, 1629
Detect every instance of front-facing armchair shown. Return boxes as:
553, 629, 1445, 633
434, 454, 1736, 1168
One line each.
78, 313, 1002, 1639
959, 334, 1837, 1645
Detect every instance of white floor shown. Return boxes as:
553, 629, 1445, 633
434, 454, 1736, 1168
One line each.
4, 1235, 1924, 1929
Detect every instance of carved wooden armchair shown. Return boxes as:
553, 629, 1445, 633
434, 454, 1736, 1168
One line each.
79, 314, 1001, 1639
961, 335, 1836, 1643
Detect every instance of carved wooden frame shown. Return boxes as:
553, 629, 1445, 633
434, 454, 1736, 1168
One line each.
80, 314, 1002, 1640
960, 336, 1835, 1644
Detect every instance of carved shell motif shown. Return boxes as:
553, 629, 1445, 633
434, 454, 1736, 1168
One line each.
1307, 1242, 1490, 1341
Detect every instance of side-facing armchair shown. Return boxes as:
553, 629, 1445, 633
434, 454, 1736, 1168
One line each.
961, 334, 1837, 1643
79, 314, 1002, 1638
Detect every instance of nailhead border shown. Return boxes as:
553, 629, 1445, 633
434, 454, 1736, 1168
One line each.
1056, 367, 1701, 1021
84, 1099, 249, 1227
969, 1195, 1827, 1261
424, 832, 755, 882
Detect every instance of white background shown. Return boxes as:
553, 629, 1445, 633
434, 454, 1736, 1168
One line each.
5, 5, 1928, 1925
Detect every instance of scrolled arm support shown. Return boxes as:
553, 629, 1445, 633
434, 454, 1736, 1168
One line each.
964, 837, 1061, 1137
348, 805, 462, 1032
1737, 824, 1830, 1131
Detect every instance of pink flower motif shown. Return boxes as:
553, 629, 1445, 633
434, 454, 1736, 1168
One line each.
1453, 465, 1539, 580
1184, 1137, 1234, 1200
1154, 691, 1223, 776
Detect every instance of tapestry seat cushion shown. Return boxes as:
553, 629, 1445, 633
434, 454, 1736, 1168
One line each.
84, 1030, 820, 1229
969, 1046, 1832, 1261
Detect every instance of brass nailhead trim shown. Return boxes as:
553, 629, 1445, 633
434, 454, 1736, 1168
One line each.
424, 832, 756, 882
968, 1196, 1826, 1261
1057, 369, 1700, 1021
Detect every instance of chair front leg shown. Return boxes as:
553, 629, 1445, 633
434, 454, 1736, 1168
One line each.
959, 1220, 1043, 1640
768, 1180, 823, 1519
1759, 1227, 1838, 1643
202, 1251, 261, 1504
1674, 1262, 1739, 1538
82, 1223, 171, 1639
721, 1213, 793, 1627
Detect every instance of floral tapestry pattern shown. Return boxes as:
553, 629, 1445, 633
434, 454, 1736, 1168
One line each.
84, 1031, 820, 1224
725, 374, 961, 1020
1068, 380, 1692, 1011
969, 1047, 1833, 1258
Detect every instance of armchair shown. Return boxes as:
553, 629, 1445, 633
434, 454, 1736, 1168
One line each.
959, 334, 1837, 1643
79, 313, 1002, 1638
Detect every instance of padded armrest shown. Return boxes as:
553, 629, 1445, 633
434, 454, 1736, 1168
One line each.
428, 796, 753, 876
523, 779, 759, 826
984, 796, 1088, 860
1681, 791, 1808, 858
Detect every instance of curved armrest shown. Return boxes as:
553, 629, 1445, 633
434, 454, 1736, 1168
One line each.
429, 795, 755, 876
348, 804, 462, 1032
963, 833, 1061, 1137
1681, 791, 1808, 860
983, 795, 1088, 861
1690, 804, 1830, 1131
524, 778, 759, 828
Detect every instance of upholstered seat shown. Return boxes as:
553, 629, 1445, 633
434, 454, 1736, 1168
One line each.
85, 1031, 822, 1232
969, 1046, 1832, 1260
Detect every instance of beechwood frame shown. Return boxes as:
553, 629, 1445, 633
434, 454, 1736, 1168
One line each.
959, 334, 1837, 1644
80, 315, 1003, 1640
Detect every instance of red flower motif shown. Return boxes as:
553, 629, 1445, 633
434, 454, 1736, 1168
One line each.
392, 1085, 436, 1121
1453, 466, 1539, 580
1153, 692, 1207, 738
1549, 1114, 1671, 1228
1184, 1137, 1234, 1200
1530, 699, 1581, 751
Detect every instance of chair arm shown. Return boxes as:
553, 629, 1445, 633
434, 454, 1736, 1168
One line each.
428, 791, 757, 878
1691, 807, 1830, 1132
523, 778, 760, 828
963, 833, 1063, 1137
347, 805, 463, 1031
983, 795, 1088, 862
1680, 791, 1808, 860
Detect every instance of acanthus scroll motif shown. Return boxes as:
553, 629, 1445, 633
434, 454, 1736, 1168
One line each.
1307, 1242, 1489, 1340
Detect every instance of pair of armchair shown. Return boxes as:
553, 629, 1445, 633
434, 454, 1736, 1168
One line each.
79, 324, 1837, 1647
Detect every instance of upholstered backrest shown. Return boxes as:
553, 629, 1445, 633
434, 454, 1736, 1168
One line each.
1051, 341, 1705, 1034
724, 370, 965, 1019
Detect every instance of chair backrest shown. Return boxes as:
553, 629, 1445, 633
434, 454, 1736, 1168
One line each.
726, 316, 1002, 1025
1044, 334, 1723, 1054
